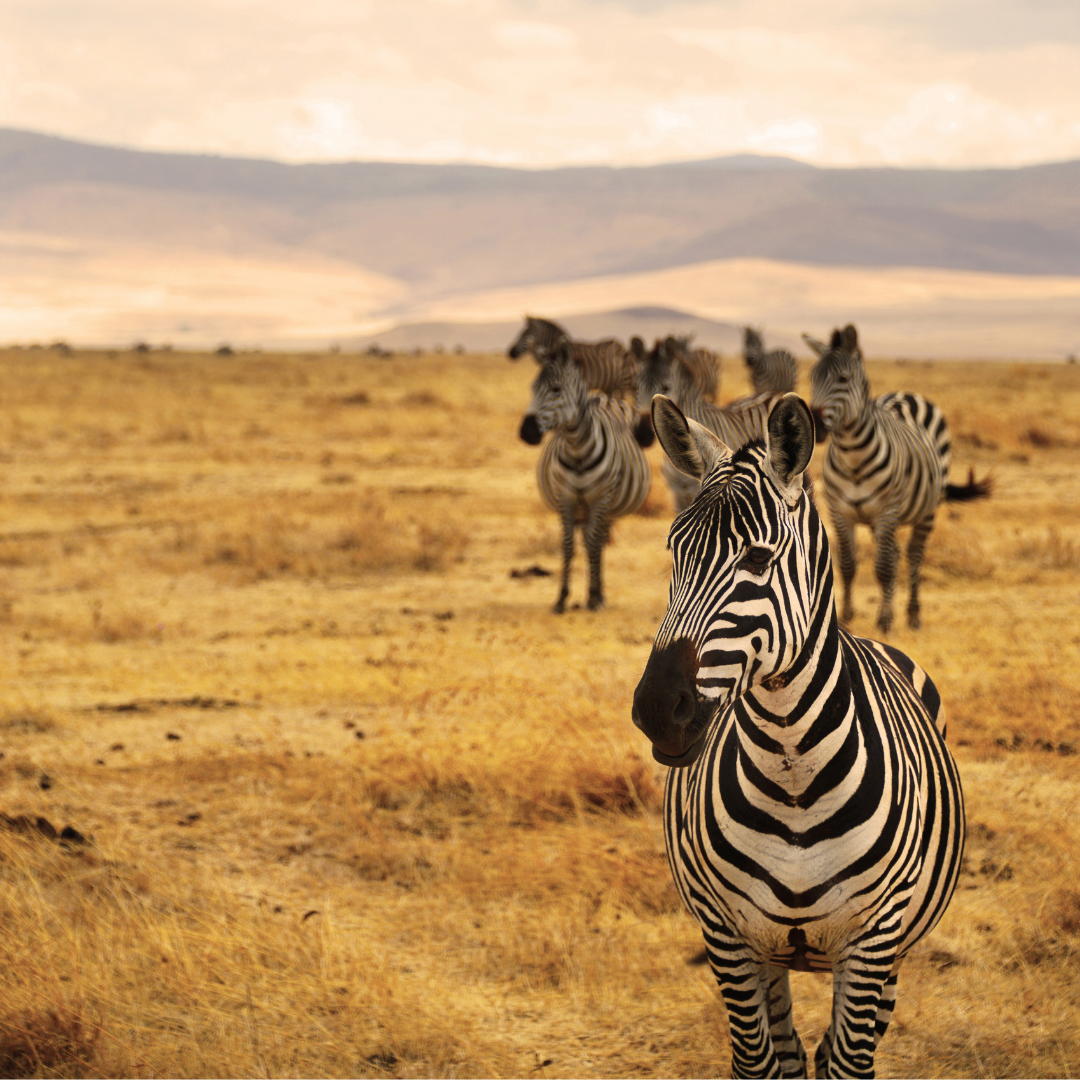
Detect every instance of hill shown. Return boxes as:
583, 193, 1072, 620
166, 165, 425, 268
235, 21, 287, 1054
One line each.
2, 128, 1080, 355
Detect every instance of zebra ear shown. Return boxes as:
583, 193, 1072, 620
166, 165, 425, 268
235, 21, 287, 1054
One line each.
652, 395, 731, 481
842, 324, 859, 352
765, 393, 815, 496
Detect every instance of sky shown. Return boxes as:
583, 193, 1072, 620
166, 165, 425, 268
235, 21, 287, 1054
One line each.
1, 0, 1079, 169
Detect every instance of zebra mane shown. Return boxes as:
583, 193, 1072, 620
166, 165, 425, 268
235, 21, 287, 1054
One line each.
528, 315, 568, 337
691, 438, 816, 510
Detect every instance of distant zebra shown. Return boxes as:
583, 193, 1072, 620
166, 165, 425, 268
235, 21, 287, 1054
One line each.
519, 341, 651, 612
811, 325, 991, 632
633, 392, 964, 1079
508, 315, 636, 399
634, 343, 782, 513
743, 326, 797, 394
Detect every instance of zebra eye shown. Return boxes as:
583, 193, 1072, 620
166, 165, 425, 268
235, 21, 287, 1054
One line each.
740, 546, 773, 575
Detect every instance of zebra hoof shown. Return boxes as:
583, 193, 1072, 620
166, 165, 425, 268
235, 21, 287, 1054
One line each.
587, 596, 605, 611
908, 610, 921, 629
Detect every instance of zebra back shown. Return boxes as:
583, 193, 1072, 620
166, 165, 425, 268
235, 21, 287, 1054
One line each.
509, 316, 635, 399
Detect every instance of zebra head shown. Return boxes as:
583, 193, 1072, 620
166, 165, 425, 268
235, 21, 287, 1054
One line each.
519, 340, 587, 445
508, 315, 562, 362
632, 337, 692, 446
632, 393, 821, 767
809, 324, 868, 441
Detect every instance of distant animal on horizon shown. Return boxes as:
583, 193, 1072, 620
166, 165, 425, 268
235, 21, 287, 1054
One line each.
632, 391, 964, 1079
519, 339, 650, 612
810, 324, 993, 632
634, 338, 782, 512
507, 315, 636, 400
743, 326, 797, 395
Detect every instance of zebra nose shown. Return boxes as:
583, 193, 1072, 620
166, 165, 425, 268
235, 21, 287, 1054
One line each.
633, 413, 655, 448
632, 638, 700, 746
520, 415, 543, 444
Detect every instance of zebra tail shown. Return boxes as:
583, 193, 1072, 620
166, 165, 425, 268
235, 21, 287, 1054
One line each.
944, 466, 994, 502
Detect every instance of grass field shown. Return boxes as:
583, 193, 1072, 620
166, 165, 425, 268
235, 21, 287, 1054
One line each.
1, 344, 1079, 1078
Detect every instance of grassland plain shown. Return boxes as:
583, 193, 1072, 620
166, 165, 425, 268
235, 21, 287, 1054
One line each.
0, 344, 1078, 1079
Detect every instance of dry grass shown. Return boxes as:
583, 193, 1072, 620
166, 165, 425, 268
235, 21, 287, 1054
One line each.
1, 346, 1079, 1077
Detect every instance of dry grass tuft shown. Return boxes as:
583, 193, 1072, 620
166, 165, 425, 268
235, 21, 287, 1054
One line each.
0, 1004, 104, 1080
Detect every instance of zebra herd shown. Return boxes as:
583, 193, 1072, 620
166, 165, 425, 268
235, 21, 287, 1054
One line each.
507, 314, 988, 1078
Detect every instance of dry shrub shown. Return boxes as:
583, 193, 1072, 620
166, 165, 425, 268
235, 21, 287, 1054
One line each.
154, 491, 469, 580
1015, 526, 1080, 570
0, 1004, 103, 1079
0, 710, 55, 738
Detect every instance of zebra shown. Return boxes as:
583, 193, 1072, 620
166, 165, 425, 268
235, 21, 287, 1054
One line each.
632, 392, 964, 1078
743, 327, 797, 395
507, 315, 636, 399
810, 325, 992, 633
519, 340, 651, 612
634, 342, 783, 513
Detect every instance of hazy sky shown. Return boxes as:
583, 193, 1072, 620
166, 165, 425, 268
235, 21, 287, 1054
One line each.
2, 0, 1079, 168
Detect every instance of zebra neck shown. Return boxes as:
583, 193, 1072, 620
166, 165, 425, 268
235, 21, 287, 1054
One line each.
559, 396, 600, 450
742, 583, 850, 749
828, 402, 878, 458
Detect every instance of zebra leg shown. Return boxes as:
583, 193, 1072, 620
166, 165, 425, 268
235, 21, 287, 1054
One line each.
765, 966, 808, 1078
553, 500, 576, 614
814, 953, 898, 1078
871, 517, 900, 634
905, 517, 934, 629
830, 512, 858, 626
583, 499, 611, 611
706, 947, 786, 1078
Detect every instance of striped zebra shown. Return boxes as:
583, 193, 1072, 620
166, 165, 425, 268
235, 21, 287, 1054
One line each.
519, 341, 650, 612
632, 393, 964, 1079
743, 327, 797, 395
508, 315, 636, 399
811, 325, 992, 633
634, 344, 783, 513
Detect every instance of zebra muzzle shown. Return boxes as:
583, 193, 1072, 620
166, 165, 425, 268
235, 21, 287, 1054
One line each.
519, 414, 543, 444
632, 638, 706, 767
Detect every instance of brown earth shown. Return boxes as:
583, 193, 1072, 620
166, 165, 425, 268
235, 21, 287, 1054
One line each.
1, 345, 1079, 1077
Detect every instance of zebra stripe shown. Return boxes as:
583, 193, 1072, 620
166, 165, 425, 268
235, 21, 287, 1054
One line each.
810, 325, 991, 632
743, 327, 798, 395
508, 315, 636, 399
519, 343, 650, 612
632, 394, 964, 1079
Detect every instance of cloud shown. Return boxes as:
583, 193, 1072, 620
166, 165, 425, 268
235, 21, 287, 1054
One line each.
0, 0, 1078, 167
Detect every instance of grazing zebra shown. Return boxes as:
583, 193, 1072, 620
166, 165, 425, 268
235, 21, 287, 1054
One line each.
634, 343, 783, 513
632, 393, 964, 1079
519, 341, 650, 612
811, 325, 991, 632
507, 315, 636, 399
743, 327, 797, 395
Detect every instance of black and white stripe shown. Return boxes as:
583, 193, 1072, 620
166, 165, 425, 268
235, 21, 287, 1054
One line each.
519, 342, 651, 612
743, 327, 797, 395
810, 325, 991, 632
508, 315, 636, 399
635, 344, 783, 514
632, 394, 964, 1079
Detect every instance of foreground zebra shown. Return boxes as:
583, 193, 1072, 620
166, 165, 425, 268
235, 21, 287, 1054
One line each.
634, 343, 783, 513
519, 341, 650, 612
811, 325, 991, 632
632, 393, 964, 1078
508, 315, 636, 399
743, 327, 797, 395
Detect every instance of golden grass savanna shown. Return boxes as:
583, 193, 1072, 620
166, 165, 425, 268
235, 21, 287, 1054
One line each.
1, 344, 1079, 1077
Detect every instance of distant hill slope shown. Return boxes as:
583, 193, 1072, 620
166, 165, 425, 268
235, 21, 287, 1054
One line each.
3, 127, 1080, 302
